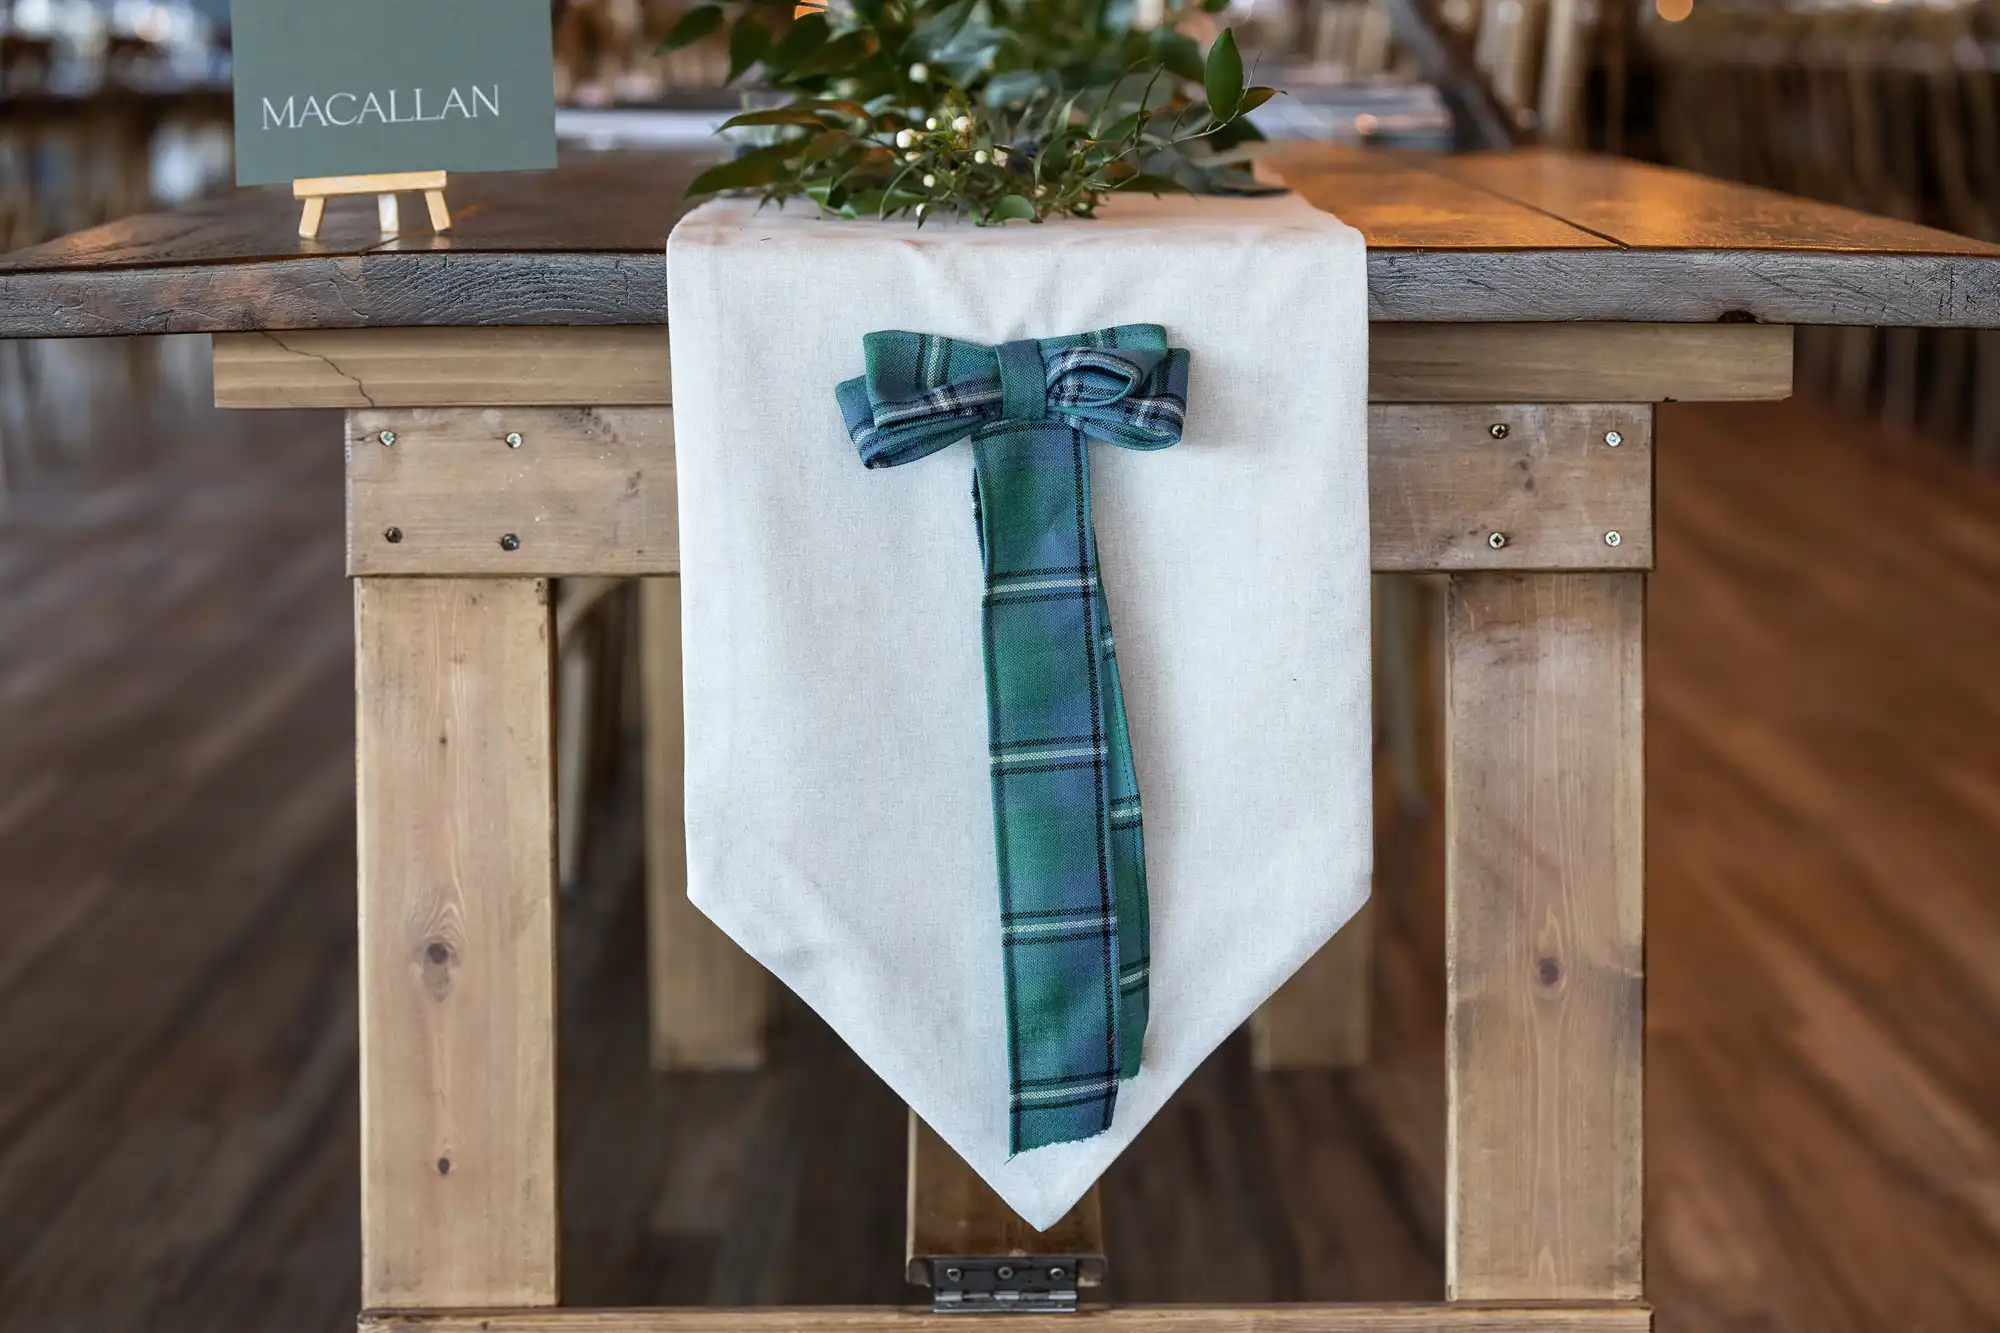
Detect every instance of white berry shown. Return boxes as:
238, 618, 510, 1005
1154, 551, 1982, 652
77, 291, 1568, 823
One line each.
922, 173, 937, 188
974, 150, 990, 164
908, 62, 929, 82
895, 129, 915, 148
952, 115, 971, 133
925, 117, 939, 130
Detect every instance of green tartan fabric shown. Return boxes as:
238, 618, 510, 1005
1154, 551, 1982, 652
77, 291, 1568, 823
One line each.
837, 325, 1189, 1153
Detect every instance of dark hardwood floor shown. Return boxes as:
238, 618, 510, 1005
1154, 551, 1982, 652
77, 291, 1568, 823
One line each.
0, 340, 1992, 1331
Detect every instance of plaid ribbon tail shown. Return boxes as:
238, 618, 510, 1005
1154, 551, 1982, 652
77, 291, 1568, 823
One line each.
979, 425, 1150, 1154
842, 324, 1184, 1155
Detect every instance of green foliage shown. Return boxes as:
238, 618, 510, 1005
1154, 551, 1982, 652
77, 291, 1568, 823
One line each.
663, 0, 1281, 225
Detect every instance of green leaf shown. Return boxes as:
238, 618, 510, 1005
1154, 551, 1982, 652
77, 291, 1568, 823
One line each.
801, 128, 854, 166
764, 11, 830, 75
1099, 110, 1143, 144
661, 4, 723, 52
727, 14, 772, 82
1115, 172, 1192, 196
905, 0, 973, 60
717, 107, 835, 130
683, 141, 805, 198
1236, 85, 1277, 115
804, 98, 875, 128
1204, 28, 1243, 122
791, 29, 881, 78
1148, 28, 1203, 84
991, 194, 1036, 221
983, 69, 1047, 107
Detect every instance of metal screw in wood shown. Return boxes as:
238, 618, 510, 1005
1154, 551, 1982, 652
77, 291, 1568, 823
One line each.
384, 527, 403, 544
1604, 430, 1623, 447
1488, 531, 1507, 549
500, 533, 522, 552
1605, 531, 1622, 547
506, 433, 523, 449
1489, 423, 1510, 439
378, 430, 397, 447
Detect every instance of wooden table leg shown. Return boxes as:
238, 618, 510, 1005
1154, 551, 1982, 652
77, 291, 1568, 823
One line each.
641, 575, 770, 1070
356, 577, 561, 1309
1445, 572, 1644, 1302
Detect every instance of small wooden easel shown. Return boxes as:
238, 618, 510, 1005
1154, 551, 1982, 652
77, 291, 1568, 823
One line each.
294, 171, 452, 240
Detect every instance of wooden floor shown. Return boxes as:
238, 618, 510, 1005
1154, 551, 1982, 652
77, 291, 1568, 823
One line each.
0, 340, 1994, 1331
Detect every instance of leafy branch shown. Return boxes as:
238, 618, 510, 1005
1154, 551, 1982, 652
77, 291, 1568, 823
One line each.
664, 0, 1279, 225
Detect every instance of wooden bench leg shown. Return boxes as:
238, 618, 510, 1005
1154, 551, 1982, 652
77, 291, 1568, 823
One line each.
356, 577, 560, 1309
1249, 902, 1374, 1069
641, 575, 770, 1070
1445, 572, 1644, 1302
905, 1111, 1106, 1309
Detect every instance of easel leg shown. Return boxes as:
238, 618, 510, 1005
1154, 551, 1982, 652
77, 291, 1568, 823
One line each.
377, 193, 400, 236
641, 575, 770, 1070
427, 189, 454, 233
356, 577, 560, 1308
298, 195, 325, 240
1445, 572, 1644, 1301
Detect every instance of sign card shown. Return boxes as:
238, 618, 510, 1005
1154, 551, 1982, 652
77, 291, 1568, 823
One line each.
231, 0, 557, 187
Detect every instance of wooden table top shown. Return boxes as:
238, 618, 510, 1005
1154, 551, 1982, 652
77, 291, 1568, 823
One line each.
3, 143, 1998, 338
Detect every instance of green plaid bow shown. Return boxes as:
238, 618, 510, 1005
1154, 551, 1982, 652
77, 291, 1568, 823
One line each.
837, 324, 1189, 1153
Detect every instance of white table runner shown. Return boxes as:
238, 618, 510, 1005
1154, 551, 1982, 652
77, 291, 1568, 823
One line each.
666, 190, 1371, 1229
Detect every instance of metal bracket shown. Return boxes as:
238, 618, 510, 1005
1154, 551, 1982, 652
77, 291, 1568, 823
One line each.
928, 1257, 1082, 1314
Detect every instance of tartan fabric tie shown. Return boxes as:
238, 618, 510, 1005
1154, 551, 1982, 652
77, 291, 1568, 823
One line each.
837, 324, 1189, 1153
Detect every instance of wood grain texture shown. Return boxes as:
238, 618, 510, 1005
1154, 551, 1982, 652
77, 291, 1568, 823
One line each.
361, 1305, 1651, 1333
215, 327, 673, 409
355, 578, 559, 1308
1287, 167, 1607, 250
346, 408, 677, 577
1369, 405, 1653, 573
1250, 902, 1375, 1069
1369, 325, 1792, 402
1429, 149, 2000, 255
640, 576, 768, 1070
343, 401, 1643, 579
220, 323, 1779, 411
905, 1114, 1105, 1287
1445, 574, 1645, 1301
5, 146, 2000, 335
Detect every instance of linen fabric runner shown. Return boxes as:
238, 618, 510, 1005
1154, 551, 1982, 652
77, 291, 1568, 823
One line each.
837, 326, 1189, 1151
666, 191, 1370, 1228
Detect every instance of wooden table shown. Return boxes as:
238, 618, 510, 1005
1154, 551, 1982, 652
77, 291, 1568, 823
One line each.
4, 143, 1996, 1333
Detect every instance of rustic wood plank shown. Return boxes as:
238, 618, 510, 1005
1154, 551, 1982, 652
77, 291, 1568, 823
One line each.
355, 577, 560, 1307
360, 1305, 1652, 1332
343, 402, 1644, 578
1287, 166, 1605, 250
1431, 149, 2000, 254
346, 408, 677, 577
5, 146, 1999, 335
1370, 324, 1791, 402
1250, 902, 1375, 1069
641, 576, 769, 1070
220, 323, 1778, 410
1370, 405, 1653, 573
1445, 573, 1645, 1301
215, 327, 673, 409
905, 1113, 1105, 1288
